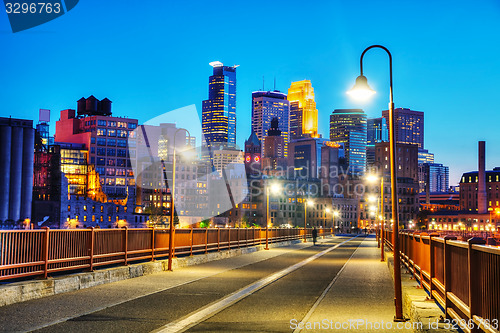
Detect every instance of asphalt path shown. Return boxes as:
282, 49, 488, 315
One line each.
30, 236, 363, 333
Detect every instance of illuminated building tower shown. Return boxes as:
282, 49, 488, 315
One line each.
419, 163, 449, 193
244, 131, 261, 177
288, 80, 319, 139
329, 109, 367, 175
202, 61, 238, 157
382, 108, 424, 148
251, 90, 290, 157
55, 96, 138, 199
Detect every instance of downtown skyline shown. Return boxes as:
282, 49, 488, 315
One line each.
1, 0, 500, 185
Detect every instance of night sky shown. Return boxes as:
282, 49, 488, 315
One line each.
1, 0, 499, 185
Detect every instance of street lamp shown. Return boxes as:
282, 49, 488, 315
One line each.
266, 182, 281, 250
304, 199, 314, 242
366, 172, 385, 261
161, 128, 192, 271
347, 45, 404, 321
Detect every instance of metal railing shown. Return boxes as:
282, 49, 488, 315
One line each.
0, 227, 330, 282
385, 230, 500, 333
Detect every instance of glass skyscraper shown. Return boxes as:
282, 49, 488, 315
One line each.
366, 117, 388, 166
251, 90, 290, 157
382, 108, 424, 148
329, 109, 367, 175
202, 61, 237, 152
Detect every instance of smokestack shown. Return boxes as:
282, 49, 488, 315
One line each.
478, 141, 487, 214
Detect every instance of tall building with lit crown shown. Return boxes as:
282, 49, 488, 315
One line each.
288, 80, 319, 139
202, 61, 237, 156
251, 90, 290, 156
382, 108, 424, 148
329, 109, 367, 175
366, 117, 388, 166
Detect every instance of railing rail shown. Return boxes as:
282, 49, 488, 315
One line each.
0, 227, 331, 282
384, 230, 500, 333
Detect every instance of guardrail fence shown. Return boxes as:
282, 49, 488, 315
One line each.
385, 230, 499, 333
0, 227, 330, 282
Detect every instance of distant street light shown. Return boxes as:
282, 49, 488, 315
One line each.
161, 127, 192, 271
266, 182, 281, 250
347, 45, 404, 321
304, 199, 314, 242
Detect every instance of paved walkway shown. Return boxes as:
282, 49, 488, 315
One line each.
0, 236, 419, 332
297, 237, 413, 332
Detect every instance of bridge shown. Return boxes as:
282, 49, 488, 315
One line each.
0, 228, 498, 332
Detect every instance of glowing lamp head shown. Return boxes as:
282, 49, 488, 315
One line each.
333, 211, 340, 217
325, 208, 331, 214
365, 174, 379, 184
347, 75, 376, 102
269, 182, 281, 195
367, 195, 377, 203
307, 200, 314, 207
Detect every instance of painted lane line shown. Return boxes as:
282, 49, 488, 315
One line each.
152, 236, 360, 333
293, 239, 363, 333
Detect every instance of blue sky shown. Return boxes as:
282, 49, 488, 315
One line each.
1, 0, 499, 185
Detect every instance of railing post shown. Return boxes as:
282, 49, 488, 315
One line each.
151, 226, 155, 261
468, 237, 486, 332
428, 233, 439, 299
123, 226, 128, 266
205, 228, 208, 253
88, 227, 95, 271
42, 227, 50, 279
443, 235, 456, 319
237, 228, 240, 248
228, 228, 231, 250
217, 228, 220, 252
190, 228, 194, 256
245, 228, 248, 247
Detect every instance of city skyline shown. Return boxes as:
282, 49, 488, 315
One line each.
1, 0, 500, 185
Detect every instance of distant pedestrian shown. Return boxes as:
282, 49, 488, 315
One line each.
312, 227, 318, 245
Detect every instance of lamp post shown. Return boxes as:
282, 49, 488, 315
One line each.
304, 199, 314, 242
347, 45, 403, 321
367, 172, 385, 261
266, 182, 281, 250
161, 128, 192, 271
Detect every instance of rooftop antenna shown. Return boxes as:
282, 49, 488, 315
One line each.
262, 76, 265, 91
274, 77, 276, 91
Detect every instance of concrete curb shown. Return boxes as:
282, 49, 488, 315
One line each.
0, 239, 302, 308
385, 250, 457, 333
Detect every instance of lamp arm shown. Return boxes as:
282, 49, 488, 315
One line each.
360, 45, 393, 106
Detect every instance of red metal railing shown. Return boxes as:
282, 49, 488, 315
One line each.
0, 227, 331, 282
385, 230, 500, 333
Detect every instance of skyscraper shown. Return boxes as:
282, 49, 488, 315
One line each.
202, 61, 237, 153
419, 163, 449, 193
251, 90, 290, 157
366, 117, 388, 166
329, 109, 367, 175
288, 80, 319, 139
382, 108, 424, 148
262, 118, 288, 175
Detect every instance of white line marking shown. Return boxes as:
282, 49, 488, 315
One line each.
152, 236, 360, 333
292, 239, 362, 333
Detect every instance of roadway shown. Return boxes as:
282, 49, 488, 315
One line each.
0, 236, 411, 332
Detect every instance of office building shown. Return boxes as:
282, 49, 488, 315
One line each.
251, 90, 290, 156
202, 61, 237, 155
382, 108, 424, 148
374, 142, 419, 225
244, 131, 261, 177
0, 117, 35, 228
262, 118, 287, 176
55, 96, 138, 199
366, 117, 388, 166
419, 163, 449, 193
288, 80, 319, 139
330, 109, 367, 175
418, 148, 434, 164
